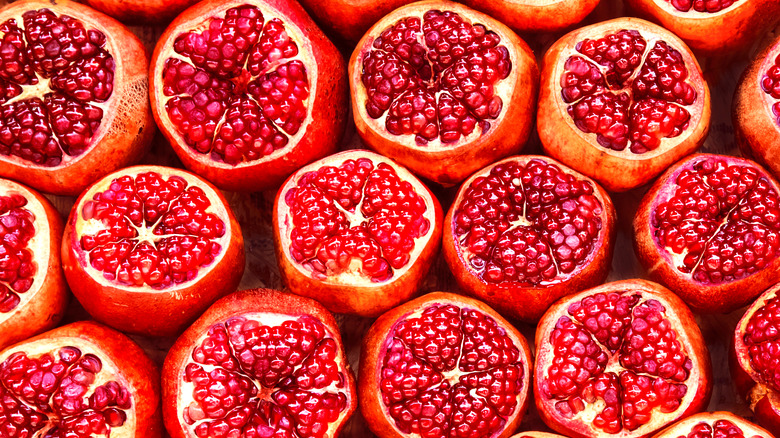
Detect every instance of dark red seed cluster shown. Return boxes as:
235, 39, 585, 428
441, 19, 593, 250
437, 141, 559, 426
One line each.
666, 0, 740, 13
0, 194, 36, 313
762, 54, 780, 126
684, 420, 754, 438
743, 295, 780, 392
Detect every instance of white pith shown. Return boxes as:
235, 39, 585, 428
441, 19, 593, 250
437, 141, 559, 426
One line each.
651, 0, 742, 17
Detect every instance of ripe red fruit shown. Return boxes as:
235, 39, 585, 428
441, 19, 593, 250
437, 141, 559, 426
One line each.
84, 0, 200, 25
460, 0, 601, 33
349, 0, 539, 186
150, 0, 348, 192
62, 165, 245, 337
650, 412, 774, 438
273, 150, 442, 317
162, 288, 357, 438
511, 433, 569, 438
633, 154, 780, 313
443, 155, 616, 322
0, 0, 154, 196
534, 279, 712, 438
359, 292, 533, 438
538, 17, 710, 192
298, 0, 415, 43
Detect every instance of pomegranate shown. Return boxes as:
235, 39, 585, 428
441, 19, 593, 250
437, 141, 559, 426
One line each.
442, 155, 616, 322
61, 165, 245, 337
460, 0, 601, 33
162, 288, 357, 438
0, 0, 154, 196
273, 150, 442, 317
150, 0, 348, 193
633, 153, 780, 314
0, 320, 162, 438
84, 0, 200, 25
538, 17, 710, 192
298, 0, 415, 43
349, 0, 540, 186
359, 292, 533, 438
734, 34, 780, 179
650, 412, 774, 438
534, 279, 712, 438
511, 433, 568, 438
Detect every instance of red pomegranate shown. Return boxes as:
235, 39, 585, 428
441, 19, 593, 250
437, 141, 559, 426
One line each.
442, 155, 616, 322
633, 153, 780, 314
534, 279, 712, 438
0, 0, 154, 196
735, 34, 780, 179
349, 0, 540, 186
84, 0, 200, 25
0, 179, 67, 351
61, 165, 245, 337
0, 321, 162, 438
162, 288, 357, 438
298, 0, 415, 43
150, 0, 348, 193
460, 0, 601, 33
650, 412, 774, 438
511, 433, 569, 438
359, 292, 533, 438
273, 149, 442, 317
538, 17, 710, 192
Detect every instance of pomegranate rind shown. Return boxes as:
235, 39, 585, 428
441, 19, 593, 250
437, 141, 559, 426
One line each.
442, 154, 617, 322
298, 0, 415, 43
359, 291, 533, 438
162, 288, 357, 438
85, 0, 201, 24
273, 149, 443, 317
460, 0, 601, 33
150, 0, 348, 193
649, 412, 773, 438
0, 0, 154, 196
61, 165, 245, 337
534, 279, 712, 438
0, 320, 162, 438
633, 153, 780, 313
538, 17, 710, 193
349, 0, 540, 186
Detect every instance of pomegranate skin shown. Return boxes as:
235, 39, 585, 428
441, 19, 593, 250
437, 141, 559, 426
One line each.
649, 412, 774, 438
460, 0, 601, 33
85, 0, 201, 24
299, 0, 415, 43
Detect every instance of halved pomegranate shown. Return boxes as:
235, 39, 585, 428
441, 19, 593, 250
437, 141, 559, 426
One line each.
359, 292, 533, 438
460, 0, 601, 33
349, 0, 540, 186
538, 17, 710, 192
162, 288, 357, 438
150, 0, 348, 193
534, 279, 712, 438
61, 165, 245, 337
0, 0, 154, 196
0, 321, 162, 438
633, 153, 780, 313
273, 149, 442, 317
650, 412, 773, 438
0, 178, 67, 351
442, 155, 616, 322
298, 0, 415, 43
735, 34, 780, 179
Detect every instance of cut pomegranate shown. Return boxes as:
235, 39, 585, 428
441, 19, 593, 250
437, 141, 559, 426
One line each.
634, 154, 780, 313
62, 165, 245, 337
650, 412, 773, 438
162, 288, 357, 438
460, 0, 601, 33
349, 0, 539, 186
273, 150, 442, 317
0, 0, 153, 196
0, 321, 162, 438
442, 155, 616, 322
150, 0, 348, 192
359, 292, 532, 438
511, 433, 569, 438
0, 178, 67, 351
534, 279, 712, 438
538, 17, 710, 192
298, 0, 415, 43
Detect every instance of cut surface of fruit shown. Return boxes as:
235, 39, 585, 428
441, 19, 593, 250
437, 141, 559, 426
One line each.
663, 0, 740, 12
762, 54, 780, 127
650, 412, 773, 438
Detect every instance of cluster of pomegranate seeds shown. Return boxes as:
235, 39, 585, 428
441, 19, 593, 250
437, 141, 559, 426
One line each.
380, 304, 524, 438
683, 420, 759, 438
361, 9, 512, 145
0, 9, 113, 166
78, 171, 226, 288
162, 5, 309, 165
561, 29, 696, 153
742, 295, 780, 391
182, 315, 349, 438
542, 291, 693, 433
651, 157, 780, 284
0, 346, 131, 437
762, 54, 780, 126
284, 157, 430, 282
0, 194, 36, 313
666, 0, 740, 13
453, 159, 604, 285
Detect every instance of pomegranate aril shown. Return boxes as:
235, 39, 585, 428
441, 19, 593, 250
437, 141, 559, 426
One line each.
629, 98, 691, 153
45, 93, 103, 156
0, 98, 62, 166
247, 18, 299, 75
395, 305, 462, 372
385, 88, 439, 142
0, 19, 36, 86
49, 50, 114, 103
762, 55, 780, 126
668, 0, 740, 12
633, 42, 696, 106
248, 60, 309, 135
576, 30, 646, 87
744, 296, 780, 391
0, 194, 36, 313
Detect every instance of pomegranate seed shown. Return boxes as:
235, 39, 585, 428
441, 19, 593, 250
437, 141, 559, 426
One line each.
668, 0, 740, 12
0, 194, 36, 314
762, 54, 780, 126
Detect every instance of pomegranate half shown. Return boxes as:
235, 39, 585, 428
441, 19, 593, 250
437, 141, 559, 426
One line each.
62, 165, 245, 337
460, 0, 601, 33
538, 17, 710, 192
650, 412, 774, 438
349, 0, 539, 186
273, 149, 442, 317
150, 0, 348, 192
162, 288, 357, 438
634, 153, 780, 313
443, 155, 616, 322
534, 279, 712, 438
359, 292, 533, 438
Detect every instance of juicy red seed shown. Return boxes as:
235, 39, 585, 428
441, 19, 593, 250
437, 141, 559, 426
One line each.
667, 0, 739, 12
684, 420, 750, 438
743, 295, 780, 391
0, 193, 36, 313
762, 54, 780, 127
